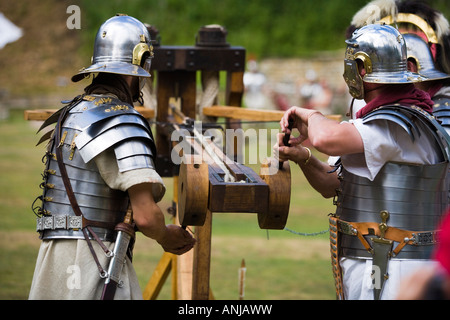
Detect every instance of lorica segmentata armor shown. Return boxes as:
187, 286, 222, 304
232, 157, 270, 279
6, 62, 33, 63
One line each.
334, 105, 450, 260
33, 94, 156, 242
433, 94, 450, 132
330, 105, 450, 299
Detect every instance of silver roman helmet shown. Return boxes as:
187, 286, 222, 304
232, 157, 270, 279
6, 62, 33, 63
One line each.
403, 33, 450, 81
343, 24, 426, 99
72, 14, 153, 84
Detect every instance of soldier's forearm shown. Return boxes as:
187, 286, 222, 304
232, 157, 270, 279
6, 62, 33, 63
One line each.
299, 155, 339, 199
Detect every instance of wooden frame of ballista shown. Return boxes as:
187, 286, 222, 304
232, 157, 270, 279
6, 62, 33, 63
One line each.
141, 25, 291, 300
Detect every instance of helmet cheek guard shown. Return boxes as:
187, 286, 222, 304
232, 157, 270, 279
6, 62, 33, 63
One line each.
344, 59, 364, 99
138, 56, 152, 92
133, 35, 154, 91
132, 34, 153, 70
343, 51, 372, 100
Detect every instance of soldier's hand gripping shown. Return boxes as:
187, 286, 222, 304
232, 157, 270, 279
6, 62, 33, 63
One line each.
157, 224, 196, 255
280, 106, 317, 143
274, 132, 311, 165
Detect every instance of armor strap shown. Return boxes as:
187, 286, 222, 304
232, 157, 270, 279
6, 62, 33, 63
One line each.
54, 104, 115, 278
329, 215, 344, 300
336, 218, 439, 257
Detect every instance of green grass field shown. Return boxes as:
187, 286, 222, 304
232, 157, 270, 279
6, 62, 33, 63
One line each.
0, 108, 336, 300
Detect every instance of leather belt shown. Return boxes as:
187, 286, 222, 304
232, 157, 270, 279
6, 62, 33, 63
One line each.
330, 213, 440, 300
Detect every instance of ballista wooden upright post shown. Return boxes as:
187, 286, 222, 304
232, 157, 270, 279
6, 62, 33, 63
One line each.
142, 25, 246, 300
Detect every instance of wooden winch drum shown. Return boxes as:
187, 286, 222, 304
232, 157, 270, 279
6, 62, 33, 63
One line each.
177, 161, 210, 227
258, 158, 291, 229
177, 157, 291, 230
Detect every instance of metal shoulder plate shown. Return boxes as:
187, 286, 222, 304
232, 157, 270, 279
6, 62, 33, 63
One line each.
362, 104, 450, 161
433, 95, 450, 128
64, 95, 156, 166
35, 95, 85, 146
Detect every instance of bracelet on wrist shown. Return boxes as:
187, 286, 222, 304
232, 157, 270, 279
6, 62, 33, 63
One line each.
303, 147, 312, 165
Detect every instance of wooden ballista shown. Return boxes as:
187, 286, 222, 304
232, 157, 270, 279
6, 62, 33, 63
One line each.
141, 26, 293, 300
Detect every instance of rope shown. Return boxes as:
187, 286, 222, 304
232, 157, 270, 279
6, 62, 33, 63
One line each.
198, 71, 220, 122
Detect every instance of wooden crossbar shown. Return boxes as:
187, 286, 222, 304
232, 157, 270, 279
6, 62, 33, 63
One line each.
203, 106, 342, 122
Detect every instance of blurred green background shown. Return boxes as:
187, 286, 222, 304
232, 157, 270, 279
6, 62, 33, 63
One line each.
1, 0, 449, 300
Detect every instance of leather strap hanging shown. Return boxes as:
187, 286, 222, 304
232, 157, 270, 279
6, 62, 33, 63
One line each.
54, 103, 115, 278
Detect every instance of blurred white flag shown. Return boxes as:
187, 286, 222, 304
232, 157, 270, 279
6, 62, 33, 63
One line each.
0, 12, 22, 49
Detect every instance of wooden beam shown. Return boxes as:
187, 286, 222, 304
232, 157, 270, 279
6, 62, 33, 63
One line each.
203, 106, 283, 122
23, 106, 155, 121
177, 243, 195, 299
142, 251, 173, 300
203, 106, 342, 122
23, 109, 58, 121
192, 209, 213, 300
225, 72, 244, 108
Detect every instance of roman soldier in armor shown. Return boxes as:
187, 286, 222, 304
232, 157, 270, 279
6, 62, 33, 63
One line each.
349, 0, 450, 132
275, 24, 450, 299
350, 0, 450, 300
29, 15, 195, 300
